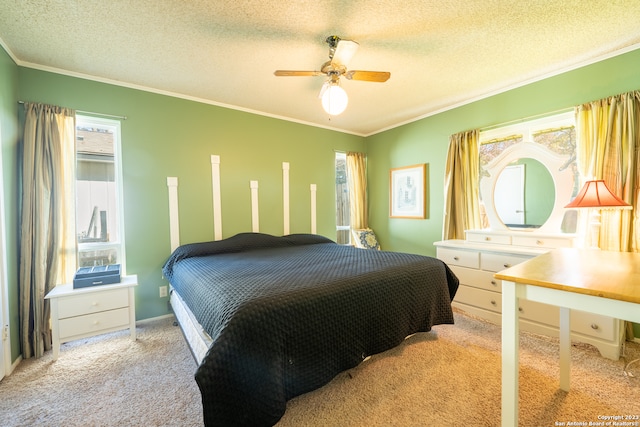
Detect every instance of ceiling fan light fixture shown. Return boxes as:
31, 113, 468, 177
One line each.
274, 36, 389, 116
321, 82, 348, 115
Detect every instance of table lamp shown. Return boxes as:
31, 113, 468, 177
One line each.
564, 179, 632, 249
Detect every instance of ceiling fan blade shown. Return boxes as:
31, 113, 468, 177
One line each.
274, 70, 324, 77
344, 70, 390, 82
331, 39, 359, 67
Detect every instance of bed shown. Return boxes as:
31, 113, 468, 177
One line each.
162, 231, 459, 427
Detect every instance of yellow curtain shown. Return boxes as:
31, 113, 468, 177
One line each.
443, 130, 481, 240
19, 103, 76, 358
575, 91, 640, 252
347, 152, 368, 230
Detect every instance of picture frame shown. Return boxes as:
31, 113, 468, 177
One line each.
389, 163, 427, 219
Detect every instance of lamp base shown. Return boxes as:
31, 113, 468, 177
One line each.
585, 209, 601, 250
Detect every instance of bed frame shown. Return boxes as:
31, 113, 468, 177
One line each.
166, 155, 319, 362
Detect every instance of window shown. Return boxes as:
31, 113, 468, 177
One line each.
75, 116, 125, 269
479, 115, 576, 169
335, 152, 350, 244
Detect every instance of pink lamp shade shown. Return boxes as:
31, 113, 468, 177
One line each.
564, 180, 631, 209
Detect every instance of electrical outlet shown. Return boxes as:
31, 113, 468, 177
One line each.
159, 285, 168, 298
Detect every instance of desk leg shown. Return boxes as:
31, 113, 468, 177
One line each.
502, 280, 519, 427
559, 307, 571, 391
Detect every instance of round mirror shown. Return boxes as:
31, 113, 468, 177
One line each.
480, 140, 577, 234
493, 158, 554, 230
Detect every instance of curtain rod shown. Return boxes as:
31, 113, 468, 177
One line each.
17, 101, 127, 120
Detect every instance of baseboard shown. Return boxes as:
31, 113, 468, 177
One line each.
136, 313, 175, 325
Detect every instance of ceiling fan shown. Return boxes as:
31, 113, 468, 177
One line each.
274, 36, 391, 115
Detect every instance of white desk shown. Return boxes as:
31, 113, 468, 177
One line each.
495, 249, 640, 427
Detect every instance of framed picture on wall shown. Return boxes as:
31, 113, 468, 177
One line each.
389, 163, 427, 219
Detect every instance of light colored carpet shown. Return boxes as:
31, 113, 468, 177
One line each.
1, 311, 638, 426
0, 317, 203, 426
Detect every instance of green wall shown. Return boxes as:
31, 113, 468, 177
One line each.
3, 45, 640, 363
0, 46, 20, 364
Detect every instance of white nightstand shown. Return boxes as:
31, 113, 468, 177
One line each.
45, 275, 137, 360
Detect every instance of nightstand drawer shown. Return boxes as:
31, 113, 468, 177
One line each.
57, 288, 129, 319
58, 307, 130, 339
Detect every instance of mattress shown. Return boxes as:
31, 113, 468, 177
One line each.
169, 286, 212, 364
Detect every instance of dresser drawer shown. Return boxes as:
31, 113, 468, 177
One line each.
481, 252, 531, 272
517, 302, 615, 340
518, 299, 559, 325
450, 266, 501, 292
511, 235, 573, 249
571, 311, 616, 340
454, 285, 501, 313
437, 247, 480, 269
466, 232, 511, 245
57, 288, 129, 319
448, 266, 477, 287
58, 307, 130, 339
474, 269, 502, 292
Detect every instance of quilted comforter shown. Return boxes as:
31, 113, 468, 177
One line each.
163, 232, 459, 426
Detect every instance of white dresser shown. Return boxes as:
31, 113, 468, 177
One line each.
45, 275, 137, 360
435, 231, 624, 360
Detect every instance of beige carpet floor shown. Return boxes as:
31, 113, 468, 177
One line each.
1, 311, 638, 426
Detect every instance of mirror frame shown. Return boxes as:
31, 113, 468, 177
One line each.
480, 141, 574, 234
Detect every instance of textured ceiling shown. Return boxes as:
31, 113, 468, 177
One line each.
2, 1, 640, 136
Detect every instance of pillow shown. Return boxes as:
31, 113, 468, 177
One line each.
352, 228, 381, 250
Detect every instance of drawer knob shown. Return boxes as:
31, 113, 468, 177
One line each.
490, 300, 497, 306
518, 307, 523, 312
536, 240, 544, 245
490, 280, 497, 286
503, 263, 511, 268
591, 323, 599, 330
453, 256, 459, 261
485, 236, 491, 241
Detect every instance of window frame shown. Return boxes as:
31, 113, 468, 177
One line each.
75, 115, 127, 273
335, 151, 351, 244
479, 111, 575, 148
